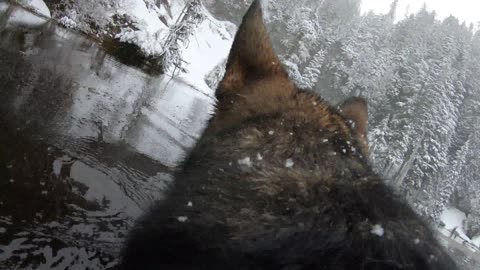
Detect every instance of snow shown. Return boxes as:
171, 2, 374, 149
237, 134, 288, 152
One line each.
440, 207, 466, 231
18, 0, 51, 18
187, 201, 193, 207
58, 16, 77, 29
177, 216, 188, 223
238, 157, 252, 167
114, 0, 233, 67
33, 246, 109, 270
472, 235, 480, 248
0, 3, 8, 14
0, 238, 36, 261
6, 6, 49, 27
114, 0, 171, 56
52, 159, 63, 177
2, 0, 50, 28
260, 0, 270, 21
257, 153, 263, 161
70, 224, 97, 238
115, 26, 167, 57
371, 224, 385, 237
285, 158, 294, 168
176, 11, 235, 96
121, 0, 166, 33
269, 130, 275, 135
438, 207, 474, 246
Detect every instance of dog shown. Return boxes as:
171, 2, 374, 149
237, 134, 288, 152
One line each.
120, 1, 458, 269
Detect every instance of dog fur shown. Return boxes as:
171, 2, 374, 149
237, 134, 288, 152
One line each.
120, 1, 458, 269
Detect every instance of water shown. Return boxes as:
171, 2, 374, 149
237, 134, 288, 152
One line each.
0, 3, 214, 269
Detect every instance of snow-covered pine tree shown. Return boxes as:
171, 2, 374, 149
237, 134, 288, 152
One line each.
157, 0, 205, 73
298, 49, 325, 89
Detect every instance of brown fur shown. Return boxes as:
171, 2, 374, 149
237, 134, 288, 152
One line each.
120, 1, 458, 269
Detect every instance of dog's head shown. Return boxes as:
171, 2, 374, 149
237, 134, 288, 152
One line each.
121, 2, 458, 269
207, 0, 369, 155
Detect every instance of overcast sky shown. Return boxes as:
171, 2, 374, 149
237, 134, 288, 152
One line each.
361, 0, 480, 25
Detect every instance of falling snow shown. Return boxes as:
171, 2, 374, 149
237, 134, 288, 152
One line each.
177, 216, 188, 223
370, 224, 385, 237
285, 159, 294, 168
238, 157, 252, 167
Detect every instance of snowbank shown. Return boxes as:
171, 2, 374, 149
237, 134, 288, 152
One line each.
0, 3, 8, 14
472, 235, 480, 248
440, 207, 466, 231
438, 207, 478, 250
176, 11, 235, 95
43, 0, 234, 81
114, 0, 173, 56
5, 0, 51, 27
18, 0, 51, 18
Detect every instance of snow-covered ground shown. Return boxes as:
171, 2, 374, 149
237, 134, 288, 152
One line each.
36, 0, 234, 65
439, 207, 480, 250
176, 10, 235, 95
9, 0, 227, 61
112, 0, 235, 64
2, 0, 50, 27
473, 235, 480, 248
114, 0, 177, 56
0, 2, 9, 14
17, 0, 51, 17
440, 208, 468, 237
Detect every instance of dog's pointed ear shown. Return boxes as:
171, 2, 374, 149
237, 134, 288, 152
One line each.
217, 0, 287, 95
338, 97, 368, 136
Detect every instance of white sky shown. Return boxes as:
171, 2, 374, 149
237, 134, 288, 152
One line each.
361, 0, 480, 25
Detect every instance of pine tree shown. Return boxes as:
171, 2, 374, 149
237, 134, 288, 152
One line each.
157, 0, 205, 73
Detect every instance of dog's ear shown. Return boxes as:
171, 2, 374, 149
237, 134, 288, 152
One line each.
338, 97, 368, 137
217, 0, 288, 95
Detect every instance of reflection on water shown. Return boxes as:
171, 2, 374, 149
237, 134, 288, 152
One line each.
0, 3, 214, 269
